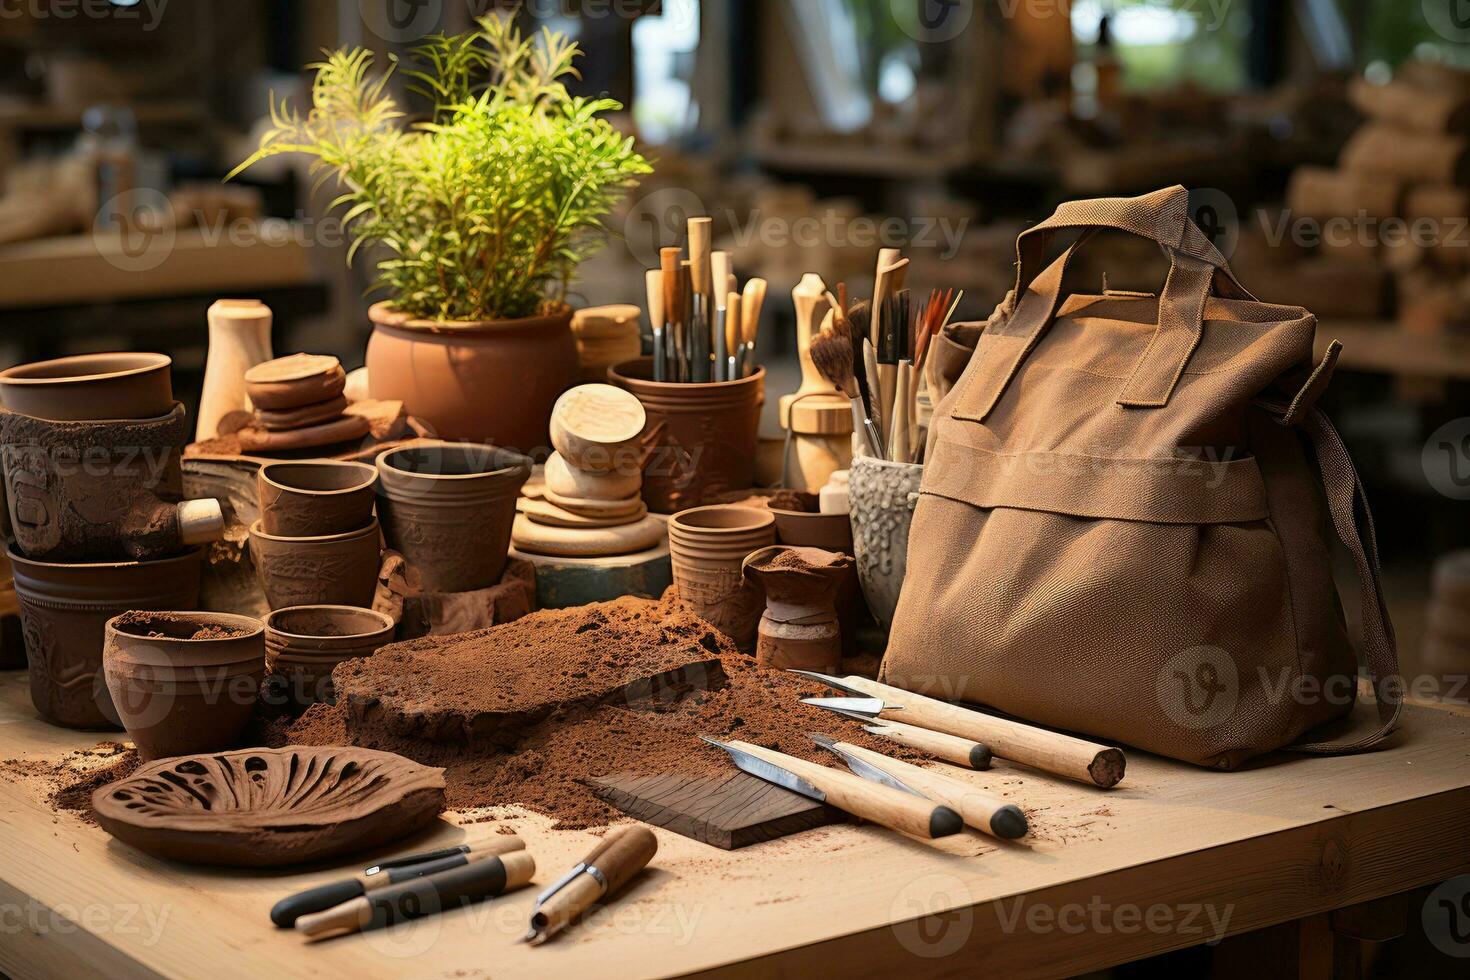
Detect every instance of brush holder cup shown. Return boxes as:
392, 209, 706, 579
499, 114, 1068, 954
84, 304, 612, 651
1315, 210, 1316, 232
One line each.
849, 455, 924, 630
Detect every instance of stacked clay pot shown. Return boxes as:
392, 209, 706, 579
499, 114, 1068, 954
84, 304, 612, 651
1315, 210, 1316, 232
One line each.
743, 546, 854, 674
237, 354, 368, 453
513, 384, 665, 558
265, 604, 394, 707
0, 352, 223, 728
375, 442, 532, 593
667, 504, 775, 650
610, 358, 765, 513
102, 611, 265, 760
249, 460, 381, 610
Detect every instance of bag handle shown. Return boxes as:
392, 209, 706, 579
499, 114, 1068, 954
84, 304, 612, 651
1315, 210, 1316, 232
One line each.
967, 186, 1253, 421
1288, 406, 1403, 754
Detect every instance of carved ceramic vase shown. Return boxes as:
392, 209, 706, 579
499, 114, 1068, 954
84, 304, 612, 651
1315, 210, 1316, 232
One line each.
848, 455, 924, 629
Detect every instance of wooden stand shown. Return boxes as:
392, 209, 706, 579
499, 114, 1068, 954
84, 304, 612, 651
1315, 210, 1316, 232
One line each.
510, 540, 672, 609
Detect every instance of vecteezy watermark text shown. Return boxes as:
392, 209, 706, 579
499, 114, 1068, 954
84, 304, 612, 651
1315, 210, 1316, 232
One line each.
0, 0, 167, 29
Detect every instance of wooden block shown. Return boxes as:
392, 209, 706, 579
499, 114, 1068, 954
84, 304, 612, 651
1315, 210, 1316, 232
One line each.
586, 770, 844, 849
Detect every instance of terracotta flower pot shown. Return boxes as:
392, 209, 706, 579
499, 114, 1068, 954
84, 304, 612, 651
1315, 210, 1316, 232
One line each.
849, 455, 924, 629
248, 518, 381, 610
257, 461, 377, 537
0, 352, 172, 422
264, 604, 395, 707
1, 403, 223, 563
366, 302, 578, 454
102, 611, 265, 760
609, 359, 765, 514
667, 504, 776, 650
375, 442, 531, 593
8, 546, 202, 728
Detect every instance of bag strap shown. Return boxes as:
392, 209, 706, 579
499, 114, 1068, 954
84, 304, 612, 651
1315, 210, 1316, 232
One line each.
969, 186, 1255, 422
1288, 406, 1403, 754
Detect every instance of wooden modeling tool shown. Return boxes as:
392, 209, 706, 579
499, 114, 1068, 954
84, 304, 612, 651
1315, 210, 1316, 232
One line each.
804, 699, 993, 769
740, 277, 766, 377
294, 849, 536, 941
271, 835, 527, 927
687, 217, 713, 382
861, 338, 882, 445
791, 672, 1126, 788
810, 736, 1027, 840
645, 269, 666, 383
725, 290, 742, 383
523, 826, 658, 945
711, 251, 731, 380
702, 737, 963, 839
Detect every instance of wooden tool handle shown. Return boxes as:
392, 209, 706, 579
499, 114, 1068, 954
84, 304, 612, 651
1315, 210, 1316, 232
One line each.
645, 269, 665, 335
725, 292, 742, 355
583, 826, 658, 897
728, 741, 961, 839
687, 217, 713, 296
711, 251, 732, 305
833, 741, 1027, 840
869, 719, 991, 770
848, 676, 1124, 787
741, 278, 767, 345
660, 247, 681, 325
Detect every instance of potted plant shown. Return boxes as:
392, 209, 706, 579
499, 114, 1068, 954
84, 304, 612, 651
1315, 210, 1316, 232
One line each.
230, 15, 651, 452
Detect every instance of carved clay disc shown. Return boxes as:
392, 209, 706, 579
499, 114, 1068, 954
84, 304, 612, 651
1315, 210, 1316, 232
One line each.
237, 413, 370, 452
543, 451, 641, 501
511, 513, 665, 557
542, 486, 645, 518
91, 746, 446, 866
519, 496, 648, 529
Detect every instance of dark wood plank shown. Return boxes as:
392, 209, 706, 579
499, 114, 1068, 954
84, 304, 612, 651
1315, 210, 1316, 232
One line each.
586, 770, 843, 849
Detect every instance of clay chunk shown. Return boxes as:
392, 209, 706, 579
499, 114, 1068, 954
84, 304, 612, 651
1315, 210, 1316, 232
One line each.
91, 746, 446, 866
335, 599, 729, 747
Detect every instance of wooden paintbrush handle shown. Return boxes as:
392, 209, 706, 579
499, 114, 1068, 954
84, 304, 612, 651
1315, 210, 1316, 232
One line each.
833, 742, 1027, 840
660, 247, 681, 325
728, 741, 961, 839
869, 719, 992, 769
687, 217, 712, 297
845, 676, 1125, 787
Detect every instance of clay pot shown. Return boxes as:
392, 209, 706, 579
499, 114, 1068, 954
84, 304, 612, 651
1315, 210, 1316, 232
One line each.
8, 546, 202, 728
0, 403, 223, 563
0, 352, 172, 422
375, 442, 531, 593
610, 359, 765, 514
743, 546, 853, 674
257, 461, 377, 537
366, 302, 578, 454
102, 611, 264, 760
770, 507, 854, 553
248, 518, 381, 610
667, 505, 775, 650
849, 455, 924, 629
264, 604, 394, 707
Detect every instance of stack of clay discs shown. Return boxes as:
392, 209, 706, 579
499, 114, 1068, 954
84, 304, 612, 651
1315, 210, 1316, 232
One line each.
1424, 550, 1470, 701
238, 354, 368, 452
513, 384, 664, 557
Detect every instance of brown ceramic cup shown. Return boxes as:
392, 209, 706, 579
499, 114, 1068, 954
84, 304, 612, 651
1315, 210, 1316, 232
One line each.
102, 611, 265, 760
667, 504, 776, 651
0, 352, 173, 421
257, 460, 377, 537
264, 604, 394, 707
248, 518, 382, 610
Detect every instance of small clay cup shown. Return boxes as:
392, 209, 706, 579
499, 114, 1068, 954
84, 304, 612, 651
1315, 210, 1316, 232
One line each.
667, 504, 776, 650
770, 507, 854, 553
0, 352, 172, 421
375, 442, 531, 593
8, 545, 202, 728
264, 604, 394, 707
257, 460, 378, 537
102, 611, 265, 760
248, 518, 382, 610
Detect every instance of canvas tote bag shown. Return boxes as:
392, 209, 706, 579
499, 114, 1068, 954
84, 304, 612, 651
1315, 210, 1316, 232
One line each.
882, 186, 1402, 770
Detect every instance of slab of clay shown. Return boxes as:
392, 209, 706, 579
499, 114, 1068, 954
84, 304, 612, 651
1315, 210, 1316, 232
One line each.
244, 355, 346, 411
91, 746, 446, 866
237, 413, 370, 452
334, 598, 724, 747
254, 395, 348, 431
511, 512, 664, 557
519, 496, 647, 529
542, 486, 645, 518
544, 451, 641, 501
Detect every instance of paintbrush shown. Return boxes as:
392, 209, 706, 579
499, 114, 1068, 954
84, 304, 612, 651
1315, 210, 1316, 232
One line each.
811, 307, 884, 458
845, 300, 876, 429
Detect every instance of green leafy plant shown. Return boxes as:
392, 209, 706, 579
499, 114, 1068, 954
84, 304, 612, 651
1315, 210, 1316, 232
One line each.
229, 15, 651, 322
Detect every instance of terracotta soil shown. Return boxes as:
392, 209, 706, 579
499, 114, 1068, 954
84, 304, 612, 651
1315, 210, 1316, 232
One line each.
257, 594, 919, 829
114, 610, 252, 641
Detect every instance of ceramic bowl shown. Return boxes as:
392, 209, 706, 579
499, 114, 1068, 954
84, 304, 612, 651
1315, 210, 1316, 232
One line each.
0, 352, 172, 421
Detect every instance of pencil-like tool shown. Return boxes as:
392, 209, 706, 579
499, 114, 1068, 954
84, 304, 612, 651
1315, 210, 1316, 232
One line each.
711, 251, 731, 381
725, 290, 742, 383
687, 217, 713, 382
523, 827, 658, 945
271, 835, 527, 928
702, 737, 963, 839
660, 247, 681, 383
810, 735, 1027, 840
811, 306, 884, 458
791, 671, 1127, 788
739, 277, 766, 377
804, 698, 993, 769
646, 269, 666, 383
294, 849, 536, 941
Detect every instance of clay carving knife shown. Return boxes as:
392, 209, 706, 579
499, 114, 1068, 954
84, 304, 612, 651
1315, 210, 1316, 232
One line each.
791, 671, 1126, 788
272, 835, 527, 927
523, 826, 658, 945
701, 736, 962, 839
804, 698, 993, 769
810, 735, 1027, 840
294, 849, 536, 941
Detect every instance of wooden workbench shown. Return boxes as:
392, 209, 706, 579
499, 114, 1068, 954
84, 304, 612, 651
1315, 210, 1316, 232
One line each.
0, 671, 1467, 979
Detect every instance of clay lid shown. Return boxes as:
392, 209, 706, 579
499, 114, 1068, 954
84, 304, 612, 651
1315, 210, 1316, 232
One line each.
245, 353, 340, 384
